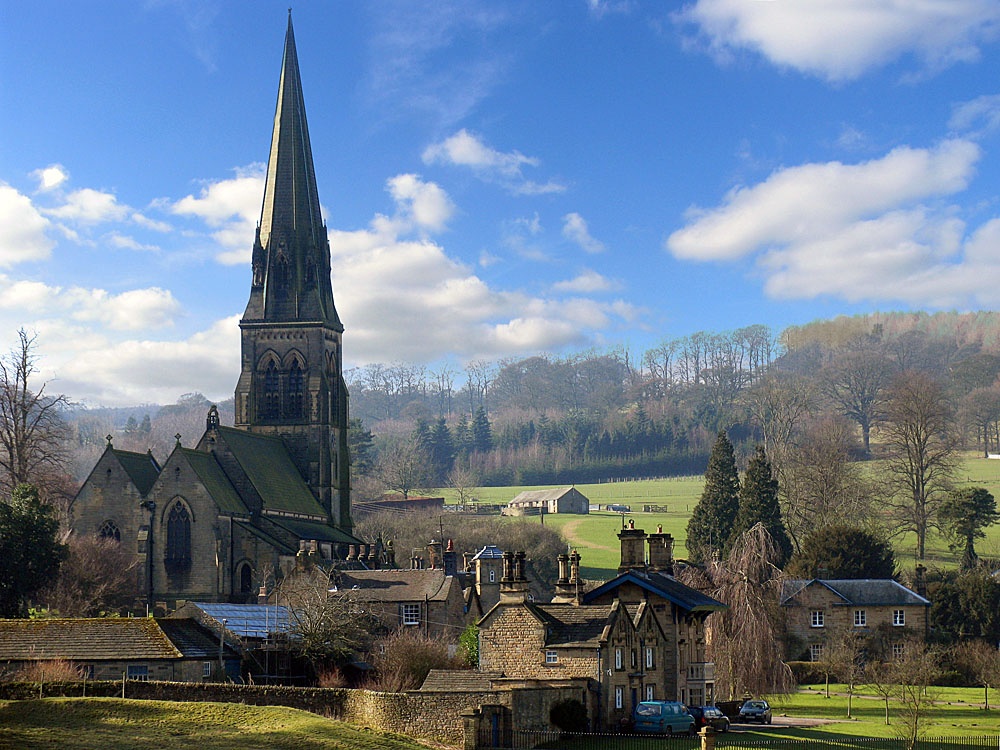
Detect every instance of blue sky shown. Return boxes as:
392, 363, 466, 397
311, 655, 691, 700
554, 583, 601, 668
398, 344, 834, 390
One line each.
3, 1, 1000, 406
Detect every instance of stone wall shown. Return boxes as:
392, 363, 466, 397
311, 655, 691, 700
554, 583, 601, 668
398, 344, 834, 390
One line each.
0, 680, 515, 746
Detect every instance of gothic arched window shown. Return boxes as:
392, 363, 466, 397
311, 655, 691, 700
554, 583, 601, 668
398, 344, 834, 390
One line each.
99, 520, 121, 543
287, 360, 305, 418
237, 563, 253, 596
165, 501, 191, 572
261, 360, 280, 420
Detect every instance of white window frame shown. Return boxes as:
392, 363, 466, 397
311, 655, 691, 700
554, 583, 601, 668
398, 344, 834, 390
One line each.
645, 646, 654, 670
615, 686, 624, 709
489, 569, 496, 583
810, 610, 825, 628
203, 661, 213, 678
893, 609, 905, 627
854, 609, 867, 627
892, 642, 905, 660
614, 648, 623, 670
402, 603, 421, 626
126, 665, 149, 682
545, 650, 558, 664
809, 644, 825, 662
645, 684, 654, 701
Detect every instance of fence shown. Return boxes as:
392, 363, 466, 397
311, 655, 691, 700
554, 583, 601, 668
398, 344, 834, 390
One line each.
507, 732, 1000, 750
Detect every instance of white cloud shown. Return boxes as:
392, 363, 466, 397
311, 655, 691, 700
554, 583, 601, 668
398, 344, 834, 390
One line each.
386, 174, 455, 233
666, 138, 1000, 309
423, 129, 566, 195
667, 139, 979, 260
31, 164, 69, 192
552, 269, 622, 293
562, 212, 606, 254
0, 185, 55, 265
677, 0, 1000, 81
107, 232, 159, 252
587, 0, 635, 19
171, 167, 265, 264
949, 94, 1000, 137
45, 188, 130, 224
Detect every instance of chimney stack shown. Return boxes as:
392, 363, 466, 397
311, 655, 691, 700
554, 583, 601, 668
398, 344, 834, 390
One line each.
647, 525, 674, 574
499, 550, 530, 604
618, 519, 647, 573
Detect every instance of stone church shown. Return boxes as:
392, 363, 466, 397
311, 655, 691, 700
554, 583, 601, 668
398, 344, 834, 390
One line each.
72, 15, 363, 614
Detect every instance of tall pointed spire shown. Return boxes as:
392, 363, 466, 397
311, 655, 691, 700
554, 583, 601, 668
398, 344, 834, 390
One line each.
244, 10, 341, 328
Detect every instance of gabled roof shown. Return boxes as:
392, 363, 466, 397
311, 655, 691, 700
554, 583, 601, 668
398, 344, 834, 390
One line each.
112, 448, 161, 496
338, 569, 456, 603
156, 618, 240, 660
583, 569, 727, 613
0, 618, 181, 661
470, 544, 504, 560
509, 487, 583, 504
531, 602, 616, 647
178, 602, 292, 639
781, 579, 930, 607
215, 426, 327, 518
180, 448, 248, 516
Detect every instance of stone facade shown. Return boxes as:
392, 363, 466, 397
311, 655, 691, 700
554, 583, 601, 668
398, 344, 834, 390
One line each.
781, 579, 931, 662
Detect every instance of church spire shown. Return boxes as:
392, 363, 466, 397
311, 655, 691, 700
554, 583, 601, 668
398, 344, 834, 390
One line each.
245, 11, 341, 328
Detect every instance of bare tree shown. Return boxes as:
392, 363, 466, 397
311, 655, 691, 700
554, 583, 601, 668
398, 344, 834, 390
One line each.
365, 629, 465, 691
680, 523, 794, 699
374, 436, 432, 500
951, 640, 1000, 711
277, 565, 379, 672
0, 330, 72, 498
744, 371, 816, 465
39, 533, 140, 616
892, 638, 940, 750
821, 337, 891, 457
447, 464, 480, 507
824, 628, 866, 718
882, 372, 957, 560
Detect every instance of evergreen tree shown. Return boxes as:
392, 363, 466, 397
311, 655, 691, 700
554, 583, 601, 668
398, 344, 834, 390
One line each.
785, 525, 896, 579
471, 407, 493, 453
686, 430, 741, 563
453, 413, 472, 458
938, 487, 1000, 570
139, 413, 152, 435
0, 484, 67, 617
427, 417, 455, 484
732, 445, 793, 565
348, 418, 376, 475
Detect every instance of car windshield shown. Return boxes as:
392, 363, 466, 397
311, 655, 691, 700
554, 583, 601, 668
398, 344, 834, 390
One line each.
635, 704, 661, 717
746, 701, 766, 709
704, 708, 721, 717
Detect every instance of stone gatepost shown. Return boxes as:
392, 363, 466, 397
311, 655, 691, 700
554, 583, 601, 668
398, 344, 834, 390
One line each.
461, 708, 481, 750
700, 726, 717, 750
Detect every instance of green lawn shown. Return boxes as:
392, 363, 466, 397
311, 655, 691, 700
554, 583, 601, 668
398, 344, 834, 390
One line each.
437, 453, 1000, 580
0, 697, 434, 750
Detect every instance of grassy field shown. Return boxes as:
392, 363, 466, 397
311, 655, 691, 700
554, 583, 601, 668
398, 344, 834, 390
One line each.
436, 453, 1000, 580
0, 697, 434, 750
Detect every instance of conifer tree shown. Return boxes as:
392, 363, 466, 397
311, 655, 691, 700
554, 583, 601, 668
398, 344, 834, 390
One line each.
686, 430, 740, 563
733, 445, 793, 565
471, 407, 493, 453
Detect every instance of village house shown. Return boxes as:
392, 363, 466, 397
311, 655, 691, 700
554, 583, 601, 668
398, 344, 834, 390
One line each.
477, 523, 725, 730
780, 578, 931, 662
0, 618, 240, 682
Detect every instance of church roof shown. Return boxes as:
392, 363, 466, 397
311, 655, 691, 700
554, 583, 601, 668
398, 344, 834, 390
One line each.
270, 516, 362, 545
216, 426, 327, 518
112, 448, 161, 496
181, 448, 249, 516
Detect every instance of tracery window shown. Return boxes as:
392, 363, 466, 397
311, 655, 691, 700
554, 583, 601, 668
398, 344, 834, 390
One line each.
261, 360, 280, 420
165, 501, 191, 572
287, 360, 305, 418
99, 520, 121, 543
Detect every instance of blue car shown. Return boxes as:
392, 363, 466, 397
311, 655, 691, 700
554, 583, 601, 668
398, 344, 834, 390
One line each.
632, 701, 696, 735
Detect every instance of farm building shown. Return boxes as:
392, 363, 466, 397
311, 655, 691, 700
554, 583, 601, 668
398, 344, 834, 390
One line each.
505, 487, 590, 515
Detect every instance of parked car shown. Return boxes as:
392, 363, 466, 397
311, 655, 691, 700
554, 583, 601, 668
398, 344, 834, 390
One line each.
632, 701, 695, 735
688, 705, 730, 732
738, 699, 772, 724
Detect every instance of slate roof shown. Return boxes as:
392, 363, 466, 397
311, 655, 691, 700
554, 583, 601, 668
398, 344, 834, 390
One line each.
112, 448, 161, 496
583, 569, 727, 613
338, 569, 455, 603
0, 618, 181, 661
216, 426, 327, 518
509, 487, 582, 505
156, 618, 240, 660
181, 448, 248, 516
531, 602, 616, 647
781, 579, 930, 607
420, 669, 504, 691
470, 544, 504, 560
270, 516, 363, 545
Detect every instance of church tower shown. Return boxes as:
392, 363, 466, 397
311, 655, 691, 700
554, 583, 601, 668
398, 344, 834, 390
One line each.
234, 12, 351, 532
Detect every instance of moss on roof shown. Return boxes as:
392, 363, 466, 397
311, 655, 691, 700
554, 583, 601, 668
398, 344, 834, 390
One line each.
215, 427, 326, 518
0, 618, 181, 661
270, 517, 363, 545
180, 449, 249, 516
112, 449, 161, 496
